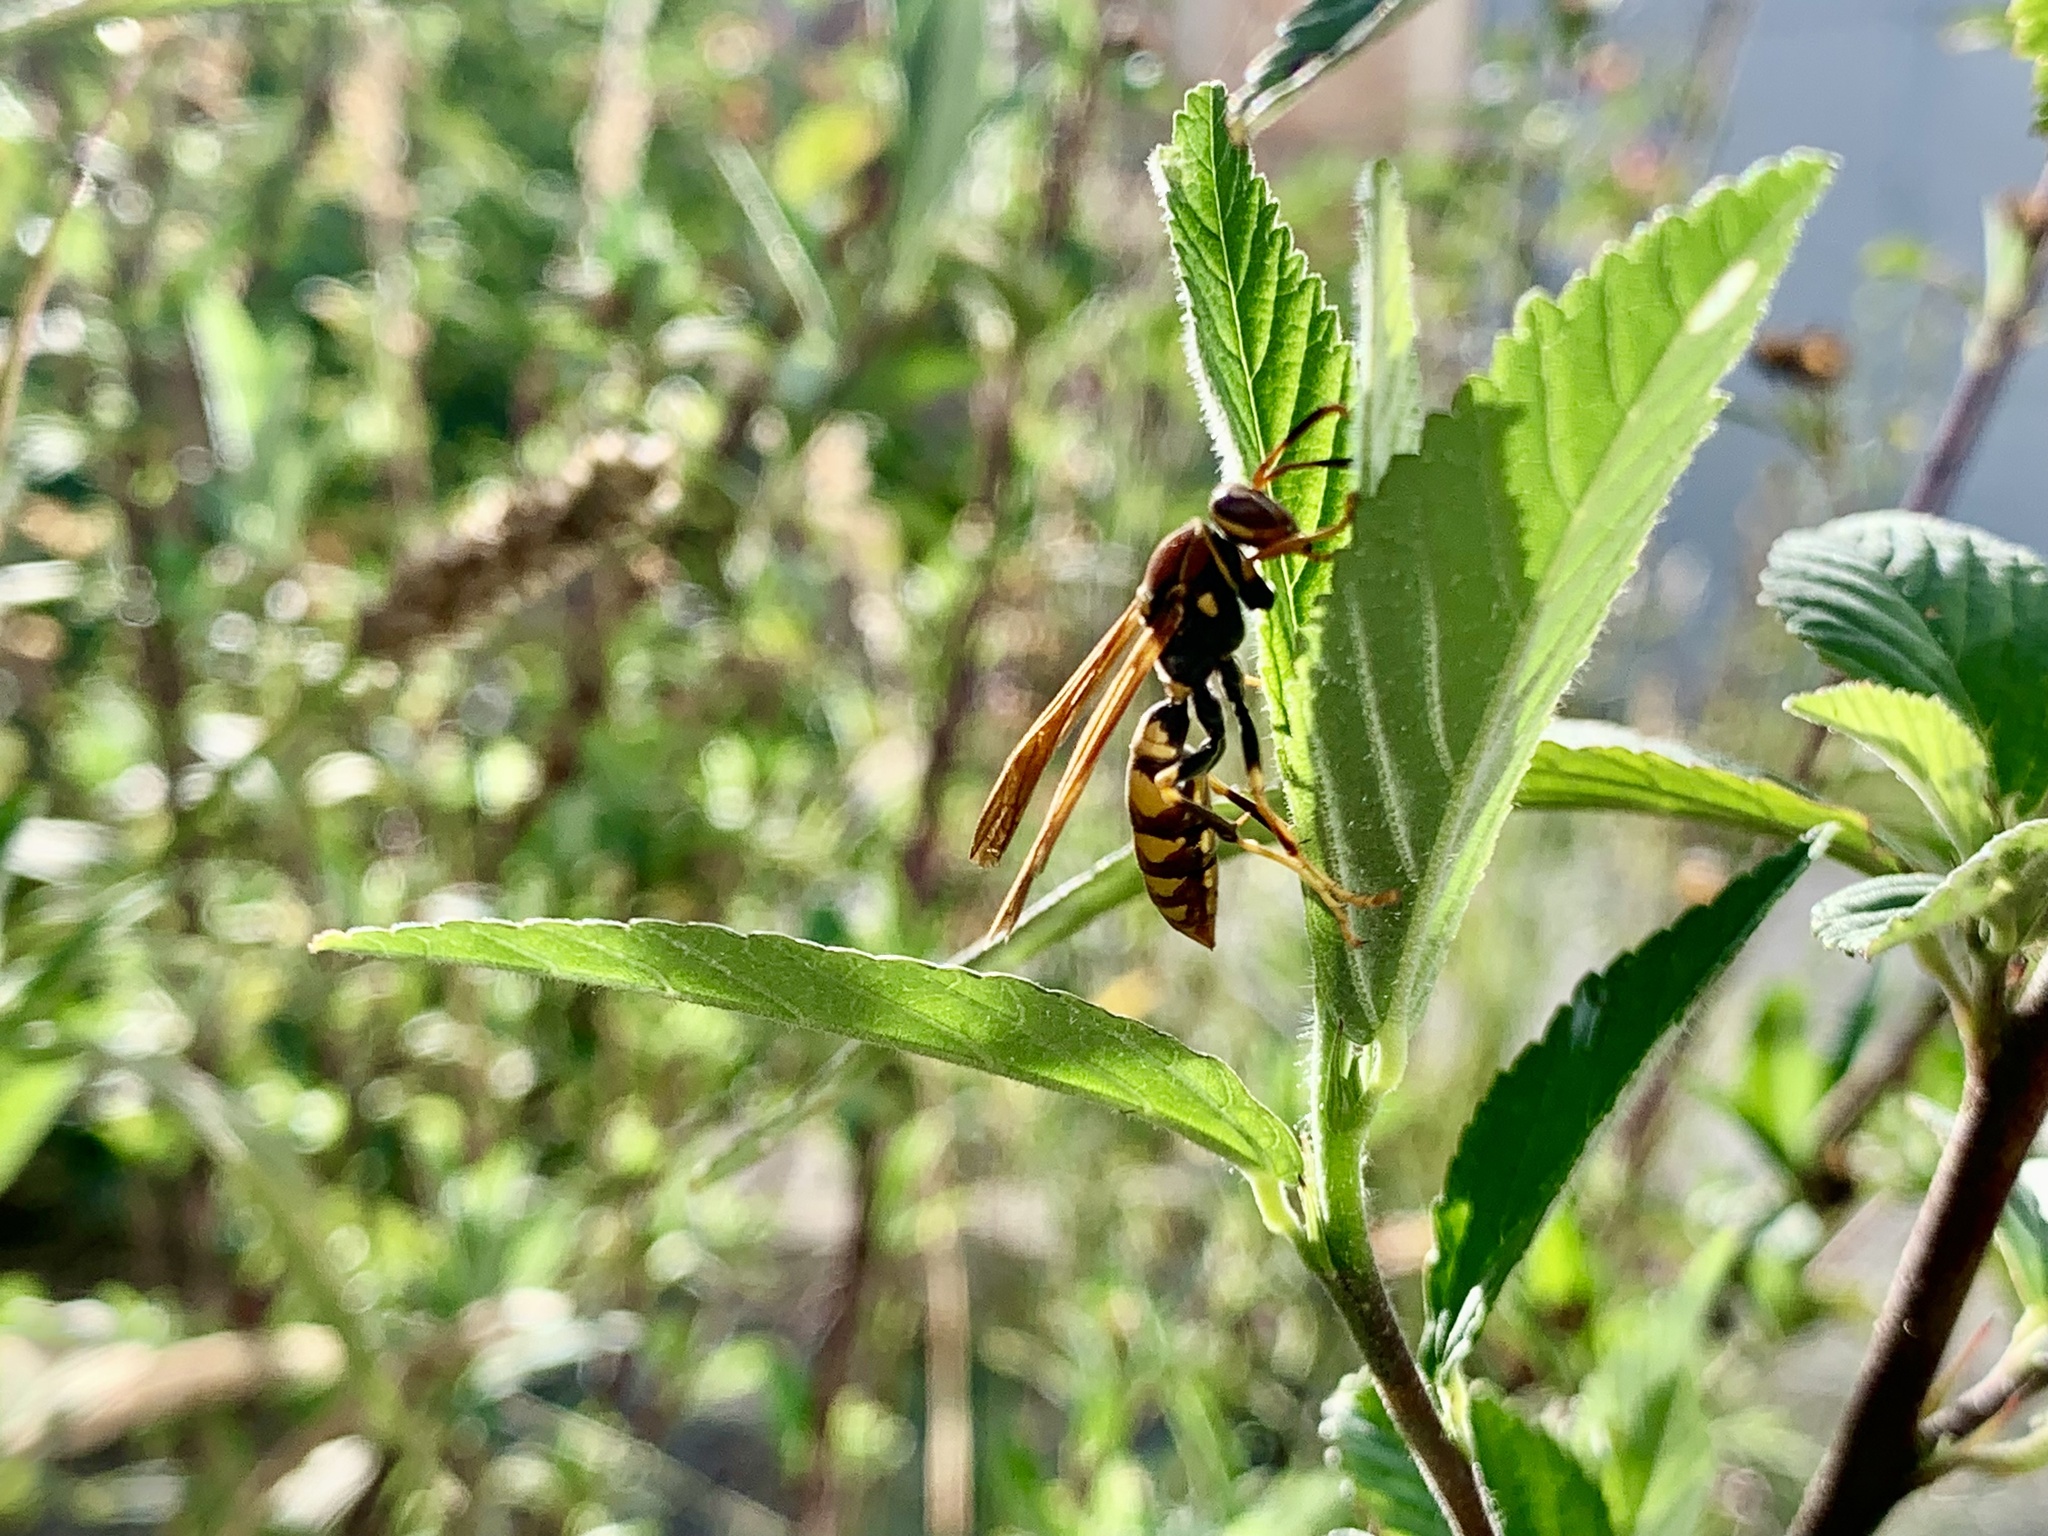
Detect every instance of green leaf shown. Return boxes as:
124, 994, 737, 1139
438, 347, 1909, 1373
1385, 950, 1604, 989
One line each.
1150, 83, 1367, 1027
1760, 511, 2048, 808
1470, 1395, 1614, 1536
1997, 1157, 2048, 1309
889, 0, 985, 271
312, 919, 1302, 1179
1216, 1471, 1357, 1536
184, 280, 267, 476
1237, 0, 1437, 128
2011, 0, 2048, 133
1808, 874, 1944, 956
1517, 720, 1897, 876
1304, 153, 1831, 1046
1150, 83, 1352, 583
1826, 967, 1885, 1086
0, 1056, 84, 1196
1421, 834, 1822, 1375
1812, 820, 2048, 958
1784, 681, 1997, 861
1576, 1234, 1736, 1536
1319, 1371, 1453, 1536
1351, 158, 1423, 497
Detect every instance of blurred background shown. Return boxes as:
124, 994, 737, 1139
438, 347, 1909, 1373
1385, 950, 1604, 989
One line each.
0, 0, 2041, 1531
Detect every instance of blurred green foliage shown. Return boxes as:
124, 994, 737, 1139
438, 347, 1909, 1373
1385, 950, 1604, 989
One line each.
0, 0, 2037, 1532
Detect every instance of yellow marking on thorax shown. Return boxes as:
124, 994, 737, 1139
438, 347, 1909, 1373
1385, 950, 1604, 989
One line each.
1195, 591, 1220, 616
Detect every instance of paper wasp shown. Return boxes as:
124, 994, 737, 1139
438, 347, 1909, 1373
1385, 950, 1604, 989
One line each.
970, 404, 1399, 947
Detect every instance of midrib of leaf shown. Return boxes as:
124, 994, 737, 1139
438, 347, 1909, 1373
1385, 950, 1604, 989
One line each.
1204, 134, 1263, 477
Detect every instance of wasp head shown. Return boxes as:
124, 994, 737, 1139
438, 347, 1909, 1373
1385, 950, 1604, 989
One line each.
1207, 483, 1303, 554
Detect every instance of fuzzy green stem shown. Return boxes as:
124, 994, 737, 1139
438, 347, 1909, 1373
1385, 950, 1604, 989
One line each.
1302, 1028, 1499, 1536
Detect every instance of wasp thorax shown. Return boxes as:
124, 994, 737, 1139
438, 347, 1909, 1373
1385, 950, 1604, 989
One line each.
1207, 484, 1301, 551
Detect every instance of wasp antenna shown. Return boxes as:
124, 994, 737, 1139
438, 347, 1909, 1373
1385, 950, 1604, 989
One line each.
1252, 403, 1348, 483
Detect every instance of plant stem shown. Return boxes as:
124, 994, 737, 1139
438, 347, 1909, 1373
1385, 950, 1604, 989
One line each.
1901, 158, 2048, 518
1304, 1032, 1498, 1536
1788, 990, 2048, 1536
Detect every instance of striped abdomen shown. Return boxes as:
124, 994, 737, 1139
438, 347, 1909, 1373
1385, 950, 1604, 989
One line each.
1128, 699, 1219, 949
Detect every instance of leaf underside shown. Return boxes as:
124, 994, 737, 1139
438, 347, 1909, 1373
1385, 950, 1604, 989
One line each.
1812, 820, 2048, 957
1783, 680, 1996, 862
1320, 1371, 1454, 1536
1761, 511, 2048, 810
1518, 720, 1897, 876
312, 918, 1303, 1180
1808, 874, 1946, 957
1236, 0, 1434, 127
1421, 834, 1823, 1375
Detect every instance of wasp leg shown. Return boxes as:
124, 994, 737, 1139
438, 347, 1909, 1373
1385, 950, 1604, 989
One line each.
1215, 659, 1302, 857
1252, 403, 1348, 485
1179, 678, 1232, 787
1169, 788, 1396, 948
1251, 491, 1358, 564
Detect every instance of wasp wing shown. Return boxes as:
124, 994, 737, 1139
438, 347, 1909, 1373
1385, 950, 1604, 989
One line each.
984, 619, 1169, 941
969, 599, 1146, 868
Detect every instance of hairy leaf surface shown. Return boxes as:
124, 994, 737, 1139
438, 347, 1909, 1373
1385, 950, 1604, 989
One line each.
1812, 821, 2048, 957
1305, 154, 1830, 1043
1808, 874, 1945, 956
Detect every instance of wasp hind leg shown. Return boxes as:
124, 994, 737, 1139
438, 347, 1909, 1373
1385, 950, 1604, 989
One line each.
1212, 659, 1397, 945
1213, 791, 1399, 946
